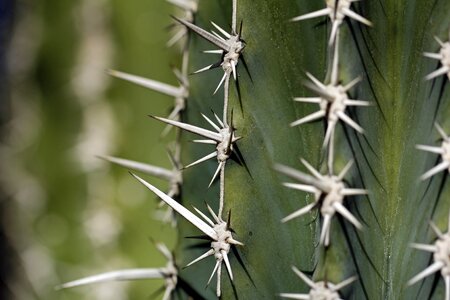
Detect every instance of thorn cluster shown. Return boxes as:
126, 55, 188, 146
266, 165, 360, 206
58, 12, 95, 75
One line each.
175, 0, 245, 125
280, 266, 357, 300
151, 113, 240, 205
424, 33, 450, 81
186, 210, 243, 298
276, 160, 366, 246
187, 19, 245, 82
416, 123, 450, 181
133, 173, 243, 297
292, 72, 369, 146
408, 213, 450, 300
175, 15, 245, 92
291, 0, 372, 45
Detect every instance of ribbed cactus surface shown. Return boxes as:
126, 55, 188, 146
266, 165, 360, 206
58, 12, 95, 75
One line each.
60, 0, 450, 299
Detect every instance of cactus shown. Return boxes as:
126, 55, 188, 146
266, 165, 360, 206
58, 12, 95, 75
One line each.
59, 0, 450, 299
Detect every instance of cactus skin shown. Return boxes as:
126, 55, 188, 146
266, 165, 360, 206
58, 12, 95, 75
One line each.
178, 0, 450, 299
53, 0, 450, 299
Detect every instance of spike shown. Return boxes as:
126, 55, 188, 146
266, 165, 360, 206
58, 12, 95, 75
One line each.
332, 276, 358, 292
184, 152, 218, 169
186, 249, 215, 268
408, 262, 445, 286
342, 7, 372, 26
173, 16, 230, 51
282, 203, 316, 223
290, 110, 326, 127
222, 251, 233, 280
333, 202, 363, 230
410, 243, 438, 253
132, 174, 217, 239
99, 156, 173, 180
58, 269, 165, 289
108, 70, 183, 98
290, 8, 331, 22
151, 116, 222, 142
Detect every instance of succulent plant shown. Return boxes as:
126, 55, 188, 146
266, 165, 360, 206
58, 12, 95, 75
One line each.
60, 0, 450, 299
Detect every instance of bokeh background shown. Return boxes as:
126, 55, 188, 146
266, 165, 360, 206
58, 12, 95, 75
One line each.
1, 0, 182, 299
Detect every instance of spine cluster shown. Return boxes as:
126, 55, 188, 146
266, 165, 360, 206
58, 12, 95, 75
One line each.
278, 1, 372, 298
408, 30, 450, 300
280, 4, 450, 299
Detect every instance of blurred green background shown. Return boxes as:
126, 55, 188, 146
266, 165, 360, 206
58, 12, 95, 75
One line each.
1, 0, 181, 299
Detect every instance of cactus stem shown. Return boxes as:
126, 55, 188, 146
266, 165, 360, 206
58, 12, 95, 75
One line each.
108, 69, 188, 99
408, 262, 445, 286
